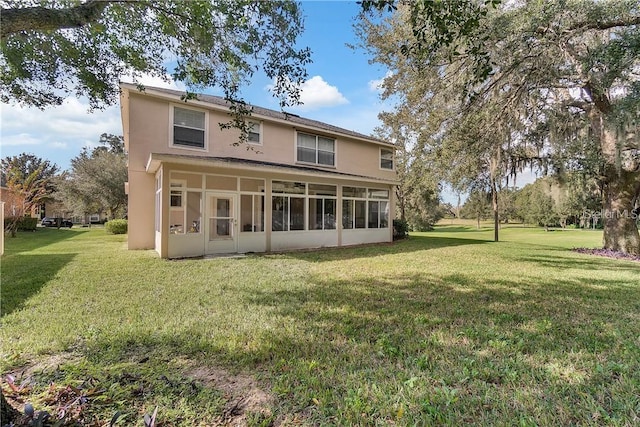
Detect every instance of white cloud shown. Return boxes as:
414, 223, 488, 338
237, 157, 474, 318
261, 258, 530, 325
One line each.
266, 75, 348, 111
0, 133, 41, 146
368, 71, 393, 93
121, 72, 186, 91
298, 76, 348, 109
0, 97, 121, 170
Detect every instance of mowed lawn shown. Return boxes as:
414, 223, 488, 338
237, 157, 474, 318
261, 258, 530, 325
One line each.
1, 226, 639, 426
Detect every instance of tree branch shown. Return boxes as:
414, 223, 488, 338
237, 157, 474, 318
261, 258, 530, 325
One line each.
1, 0, 110, 39
566, 15, 640, 32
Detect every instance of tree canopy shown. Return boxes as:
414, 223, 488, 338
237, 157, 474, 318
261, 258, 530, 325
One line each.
358, 0, 640, 254
1, 153, 59, 235
55, 133, 127, 219
1, 0, 311, 111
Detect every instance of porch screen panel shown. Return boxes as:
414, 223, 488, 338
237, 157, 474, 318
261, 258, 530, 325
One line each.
186, 192, 201, 233
272, 196, 288, 232
342, 199, 353, 229
241, 195, 265, 232
290, 197, 305, 230
355, 200, 366, 229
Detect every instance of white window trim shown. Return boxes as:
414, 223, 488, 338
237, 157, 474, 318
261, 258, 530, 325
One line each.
379, 147, 394, 171
169, 180, 187, 208
169, 103, 209, 151
294, 131, 337, 168
247, 120, 263, 146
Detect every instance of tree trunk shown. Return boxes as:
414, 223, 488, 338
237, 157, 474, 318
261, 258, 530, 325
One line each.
491, 180, 499, 242
602, 168, 640, 255
599, 114, 640, 255
490, 145, 501, 242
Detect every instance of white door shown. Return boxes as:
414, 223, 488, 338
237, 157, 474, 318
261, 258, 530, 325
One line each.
205, 193, 237, 254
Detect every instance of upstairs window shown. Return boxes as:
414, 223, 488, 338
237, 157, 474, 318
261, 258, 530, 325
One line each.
248, 121, 261, 144
380, 148, 394, 170
173, 106, 206, 149
297, 132, 335, 166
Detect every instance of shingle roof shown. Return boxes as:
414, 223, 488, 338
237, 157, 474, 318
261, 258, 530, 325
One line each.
126, 84, 392, 146
147, 153, 399, 185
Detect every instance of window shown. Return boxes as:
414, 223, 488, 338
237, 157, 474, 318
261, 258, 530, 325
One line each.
272, 196, 305, 231
368, 200, 389, 229
173, 106, 205, 149
309, 198, 336, 230
342, 187, 367, 229
342, 186, 389, 230
241, 195, 264, 232
248, 121, 261, 144
169, 181, 201, 234
297, 132, 335, 166
380, 148, 394, 170
272, 181, 306, 231
308, 184, 337, 230
240, 178, 265, 233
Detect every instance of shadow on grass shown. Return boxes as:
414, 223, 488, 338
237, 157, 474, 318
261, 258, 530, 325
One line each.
1, 253, 76, 316
279, 234, 490, 263
76, 267, 640, 424
430, 226, 491, 233
515, 253, 640, 274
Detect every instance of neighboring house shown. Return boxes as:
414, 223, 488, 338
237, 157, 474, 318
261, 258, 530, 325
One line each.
120, 83, 398, 258
41, 199, 107, 224
0, 186, 37, 218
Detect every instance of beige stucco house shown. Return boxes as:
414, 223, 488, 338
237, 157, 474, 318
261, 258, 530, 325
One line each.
120, 83, 398, 258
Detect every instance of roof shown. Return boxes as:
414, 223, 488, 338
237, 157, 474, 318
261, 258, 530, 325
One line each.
146, 153, 399, 186
120, 83, 392, 146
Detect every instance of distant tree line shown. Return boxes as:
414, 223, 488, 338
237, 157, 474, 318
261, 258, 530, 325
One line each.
458, 174, 613, 231
1, 134, 127, 235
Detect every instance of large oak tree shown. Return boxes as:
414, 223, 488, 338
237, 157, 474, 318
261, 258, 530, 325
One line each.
359, 0, 640, 254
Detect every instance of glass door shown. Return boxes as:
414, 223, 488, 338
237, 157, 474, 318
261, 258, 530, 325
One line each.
206, 193, 237, 254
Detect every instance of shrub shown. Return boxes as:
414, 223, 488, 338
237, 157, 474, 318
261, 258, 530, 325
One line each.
393, 219, 409, 240
105, 219, 128, 234
4, 216, 38, 232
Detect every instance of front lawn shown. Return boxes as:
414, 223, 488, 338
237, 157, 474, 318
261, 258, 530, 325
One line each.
1, 226, 639, 425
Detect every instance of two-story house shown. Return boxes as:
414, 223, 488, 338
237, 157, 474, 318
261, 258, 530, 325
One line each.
120, 83, 398, 258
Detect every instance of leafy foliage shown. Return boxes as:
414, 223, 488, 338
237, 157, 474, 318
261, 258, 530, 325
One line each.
375, 113, 443, 232
55, 134, 127, 219
515, 183, 559, 230
1, 0, 311, 112
460, 189, 491, 229
3, 216, 37, 231
392, 218, 408, 240
104, 219, 127, 235
1, 153, 59, 236
357, 0, 640, 253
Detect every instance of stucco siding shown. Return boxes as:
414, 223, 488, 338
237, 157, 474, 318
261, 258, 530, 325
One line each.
127, 170, 155, 249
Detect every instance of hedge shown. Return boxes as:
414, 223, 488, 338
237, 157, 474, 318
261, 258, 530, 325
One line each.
4, 217, 38, 231
105, 219, 128, 234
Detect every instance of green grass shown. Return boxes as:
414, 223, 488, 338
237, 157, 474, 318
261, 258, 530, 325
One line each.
1, 226, 639, 425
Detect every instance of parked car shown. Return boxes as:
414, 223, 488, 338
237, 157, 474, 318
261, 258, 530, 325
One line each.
41, 217, 73, 228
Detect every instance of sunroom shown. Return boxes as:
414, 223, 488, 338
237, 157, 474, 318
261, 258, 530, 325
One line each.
147, 154, 397, 258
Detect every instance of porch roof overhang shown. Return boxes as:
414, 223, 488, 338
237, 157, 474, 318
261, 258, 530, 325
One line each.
145, 153, 400, 186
